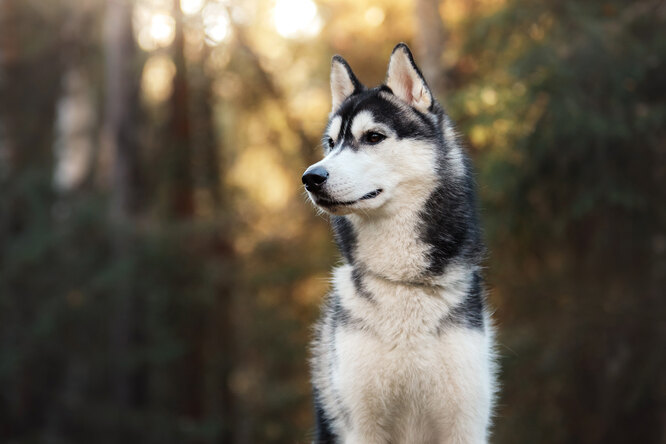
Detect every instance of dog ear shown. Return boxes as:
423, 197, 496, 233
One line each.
330, 55, 363, 112
385, 43, 433, 113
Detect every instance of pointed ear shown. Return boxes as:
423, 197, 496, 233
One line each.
330, 55, 363, 111
385, 43, 433, 113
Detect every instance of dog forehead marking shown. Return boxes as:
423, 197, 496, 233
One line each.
350, 110, 377, 139
327, 115, 342, 141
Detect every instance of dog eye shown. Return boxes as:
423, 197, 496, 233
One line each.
327, 137, 335, 149
363, 132, 386, 144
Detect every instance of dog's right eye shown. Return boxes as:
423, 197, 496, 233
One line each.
327, 137, 335, 149
363, 132, 386, 145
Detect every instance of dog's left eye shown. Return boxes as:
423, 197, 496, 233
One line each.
363, 132, 386, 144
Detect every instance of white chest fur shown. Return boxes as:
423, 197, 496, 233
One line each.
313, 265, 495, 444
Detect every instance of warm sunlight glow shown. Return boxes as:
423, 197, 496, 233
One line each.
135, 5, 176, 51
141, 54, 176, 103
230, 146, 291, 210
180, 0, 204, 16
150, 13, 176, 45
364, 6, 385, 27
203, 2, 230, 45
273, 0, 322, 39
481, 87, 498, 106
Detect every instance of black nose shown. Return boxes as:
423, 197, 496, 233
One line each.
302, 166, 329, 191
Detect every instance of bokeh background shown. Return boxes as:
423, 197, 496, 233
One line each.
0, 0, 664, 442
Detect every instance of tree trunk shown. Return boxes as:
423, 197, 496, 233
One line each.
166, 0, 194, 219
413, 0, 446, 99
104, 0, 141, 219
197, 48, 236, 443
103, 0, 141, 422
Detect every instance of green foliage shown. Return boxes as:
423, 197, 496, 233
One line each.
450, 1, 666, 442
0, 175, 230, 443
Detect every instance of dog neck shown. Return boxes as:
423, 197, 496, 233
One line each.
332, 199, 439, 288
333, 181, 480, 288
349, 208, 430, 282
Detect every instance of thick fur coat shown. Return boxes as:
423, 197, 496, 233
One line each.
302, 43, 496, 444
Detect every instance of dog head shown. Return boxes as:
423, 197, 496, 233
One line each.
303, 43, 452, 217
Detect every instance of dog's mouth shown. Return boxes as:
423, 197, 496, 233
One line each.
314, 189, 383, 208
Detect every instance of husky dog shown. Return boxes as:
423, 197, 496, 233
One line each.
302, 43, 496, 444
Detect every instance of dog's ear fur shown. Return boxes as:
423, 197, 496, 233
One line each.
385, 43, 433, 113
330, 55, 363, 112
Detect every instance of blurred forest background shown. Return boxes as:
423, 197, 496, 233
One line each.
0, 0, 664, 442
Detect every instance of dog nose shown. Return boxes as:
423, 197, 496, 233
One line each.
302, 166, 329, 191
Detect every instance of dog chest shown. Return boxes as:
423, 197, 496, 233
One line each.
331, 275, 488, 415
330, 322, 491, 443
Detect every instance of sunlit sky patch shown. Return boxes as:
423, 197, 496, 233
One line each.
180, 0, 205, 16
203, 2, 231, 45
135, 0, 324, 50
150, 13, 176, 44
273, 0, 322, 39
134, 3, 175, 51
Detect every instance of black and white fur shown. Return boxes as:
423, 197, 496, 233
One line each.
303, 43, 496, 444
